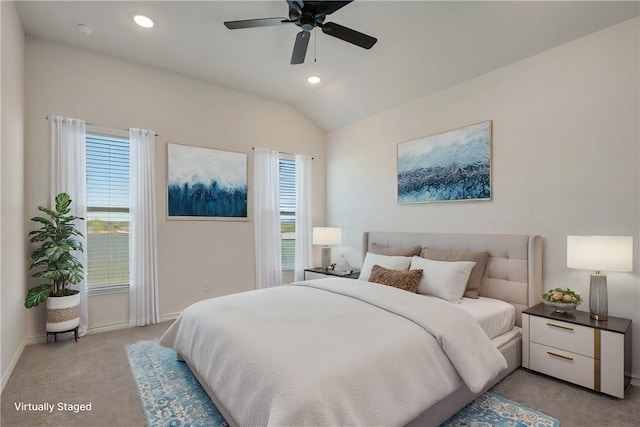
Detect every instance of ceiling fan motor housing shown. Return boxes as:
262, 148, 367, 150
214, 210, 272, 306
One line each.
289, 1, 327, 32
224, 0, 377, 64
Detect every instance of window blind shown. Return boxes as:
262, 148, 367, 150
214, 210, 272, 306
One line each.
86, 133, 130, 287
279, 157, 296, 271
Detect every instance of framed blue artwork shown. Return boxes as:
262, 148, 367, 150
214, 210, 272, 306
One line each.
167, 143, 248, 220
397, 120, 492, 203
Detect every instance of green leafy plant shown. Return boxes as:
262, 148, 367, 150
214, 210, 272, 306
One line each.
24, 193, 84, 308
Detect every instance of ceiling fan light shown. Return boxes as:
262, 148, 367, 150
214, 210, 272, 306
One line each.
307, 76, 321, 84
134, 15, 154, 28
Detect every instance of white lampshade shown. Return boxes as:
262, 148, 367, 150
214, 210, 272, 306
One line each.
567, 236, 633, 272
313, 227, 341, 246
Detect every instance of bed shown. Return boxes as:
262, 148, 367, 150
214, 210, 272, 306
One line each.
160, 232, 542, 426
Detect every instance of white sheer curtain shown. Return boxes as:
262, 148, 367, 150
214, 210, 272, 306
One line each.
129, 128, 160, 326
49, 115, 89, 336
294, 155, 312, 281
253, 147, 282, 288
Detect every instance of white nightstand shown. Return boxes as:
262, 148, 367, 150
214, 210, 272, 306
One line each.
522, 303, 631, 399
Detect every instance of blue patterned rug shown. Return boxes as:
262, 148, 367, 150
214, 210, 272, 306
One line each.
440, 391, 560, 427
126, 340, 228, 427
127, 340, 559, 427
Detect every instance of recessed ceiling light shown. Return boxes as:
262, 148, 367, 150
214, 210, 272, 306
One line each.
134, 15, 154, 28
307, 76, 321, 84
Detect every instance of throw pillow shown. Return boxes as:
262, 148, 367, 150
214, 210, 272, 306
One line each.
369, 265, 423, 293
421, 248, 489, 298
358, 252, 413, 281
370, 243, 422, 257
410, 256, 476, 303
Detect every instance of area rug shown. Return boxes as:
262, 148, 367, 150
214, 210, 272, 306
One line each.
127, 339, 559, 427
126, 339, 228, 427
440, 391, 560, 427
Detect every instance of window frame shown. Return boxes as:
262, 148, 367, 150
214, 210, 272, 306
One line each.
279, 153, 296, 272
85, 126, 131, 295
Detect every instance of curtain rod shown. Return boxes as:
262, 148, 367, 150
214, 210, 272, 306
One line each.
252, 147, 314, 160
45, 116, 159, 137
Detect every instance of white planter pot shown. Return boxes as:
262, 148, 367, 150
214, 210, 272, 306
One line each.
46, 292, 80, 332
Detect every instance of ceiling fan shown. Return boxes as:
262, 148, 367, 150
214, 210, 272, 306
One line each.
224, 0, 377, 65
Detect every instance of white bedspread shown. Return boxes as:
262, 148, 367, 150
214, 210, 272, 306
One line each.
160, 278, 507, 427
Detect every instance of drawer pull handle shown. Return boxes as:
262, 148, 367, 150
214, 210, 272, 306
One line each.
546, 322, 573, 331
547, 351, 574, 361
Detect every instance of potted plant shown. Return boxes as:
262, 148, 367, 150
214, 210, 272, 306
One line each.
24, 192, 84, 337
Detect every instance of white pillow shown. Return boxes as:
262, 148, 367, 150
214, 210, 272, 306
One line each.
358, 252, 413, 281
410, 256, 476, 303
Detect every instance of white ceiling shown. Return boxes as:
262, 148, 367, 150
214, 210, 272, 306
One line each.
15, 1, 640, 131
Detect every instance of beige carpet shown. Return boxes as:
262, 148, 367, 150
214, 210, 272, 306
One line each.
2, 322, 638, 427
1, 322, 169, 427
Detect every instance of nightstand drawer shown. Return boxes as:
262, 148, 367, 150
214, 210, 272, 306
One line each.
530, 342, 593, 389
530, 316, 593, 357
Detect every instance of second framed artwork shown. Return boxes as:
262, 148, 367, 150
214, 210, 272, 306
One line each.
167, 143, 248, 220
397, 120, 492, 204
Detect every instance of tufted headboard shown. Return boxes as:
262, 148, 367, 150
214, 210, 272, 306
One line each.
362, 232, 543, 327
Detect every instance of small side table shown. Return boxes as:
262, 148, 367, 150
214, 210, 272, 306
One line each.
304, 267, 360, 280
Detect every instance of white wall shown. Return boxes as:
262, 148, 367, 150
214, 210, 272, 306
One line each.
1, 1, 27, 390
24, 38, 326, 338
326, 18, 640, 377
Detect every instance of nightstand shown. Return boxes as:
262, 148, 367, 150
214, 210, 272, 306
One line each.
522, 303, 631, 399
303, 267, 360, 280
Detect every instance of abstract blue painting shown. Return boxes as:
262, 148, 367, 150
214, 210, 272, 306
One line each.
167, 143, 248, 219
397, 121, 492, 203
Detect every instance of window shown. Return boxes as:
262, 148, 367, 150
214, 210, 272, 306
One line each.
85, 133, 130, 289
279, 155, 296, 270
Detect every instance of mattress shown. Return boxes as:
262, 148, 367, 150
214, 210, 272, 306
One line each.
455, 296, 515, 339
491, 325, 521, 348
161, 278, 508, 427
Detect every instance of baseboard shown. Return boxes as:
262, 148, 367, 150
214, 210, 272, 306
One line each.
86, 321, 131, 335
1, 339, 26, 393
4, 313, 180, 392
48, 315, 179, 335
160, 312, 180, 323
631, 375, 640, 387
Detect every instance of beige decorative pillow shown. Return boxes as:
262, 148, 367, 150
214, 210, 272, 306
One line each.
368, 264, 423, 294
420, 248, 489, 299
371, 243, 422, 257
358, 253, 413, 281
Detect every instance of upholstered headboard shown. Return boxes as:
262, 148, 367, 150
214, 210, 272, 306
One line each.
362, 232, 543, 327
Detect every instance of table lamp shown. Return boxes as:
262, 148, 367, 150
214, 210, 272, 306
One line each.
567, 235, 633, 321
313, 227, 341, 269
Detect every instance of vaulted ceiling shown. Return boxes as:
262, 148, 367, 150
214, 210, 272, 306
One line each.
16, 1, 640, 131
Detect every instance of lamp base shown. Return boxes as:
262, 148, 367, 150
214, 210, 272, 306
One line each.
589, 274, 608, 321
321, 247, 331, 269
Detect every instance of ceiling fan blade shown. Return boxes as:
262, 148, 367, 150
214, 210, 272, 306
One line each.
224, 17, 289, 30
321, 22, 377, 49
319, 1, 353, 15
291, 31, 311, 64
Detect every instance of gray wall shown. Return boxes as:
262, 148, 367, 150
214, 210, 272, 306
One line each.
326, 18, 640, 377
22, 38, 326, 339
1, 0, 27, 390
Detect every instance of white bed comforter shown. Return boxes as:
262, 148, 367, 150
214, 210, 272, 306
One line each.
160, 278, 507, 427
